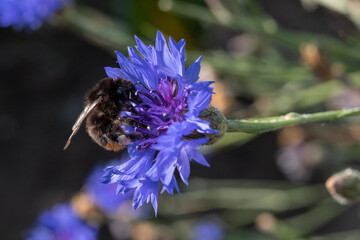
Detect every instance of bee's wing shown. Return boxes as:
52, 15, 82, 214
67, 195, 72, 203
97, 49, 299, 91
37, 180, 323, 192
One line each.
63, 99, 100, 150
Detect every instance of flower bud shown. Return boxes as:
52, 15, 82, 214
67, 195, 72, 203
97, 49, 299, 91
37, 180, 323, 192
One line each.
326, 168, 360, 204
199, 105, 227, 145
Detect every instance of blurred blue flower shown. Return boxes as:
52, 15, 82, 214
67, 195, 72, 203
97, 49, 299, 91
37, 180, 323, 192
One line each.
102, 31, 216, 214
25, 204, 98, 240
0, 0, 70, 30
189, 221, 223, 240
85, 160, 132, 214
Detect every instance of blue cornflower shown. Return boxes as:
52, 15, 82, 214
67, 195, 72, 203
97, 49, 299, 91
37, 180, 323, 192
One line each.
25, 204, 98, 240
0, 0, 70, 30
189, 221, 224, 240
102, 31, 219, 214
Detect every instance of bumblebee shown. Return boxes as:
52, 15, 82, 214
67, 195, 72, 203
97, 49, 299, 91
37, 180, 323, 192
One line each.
64, 78, 142, 151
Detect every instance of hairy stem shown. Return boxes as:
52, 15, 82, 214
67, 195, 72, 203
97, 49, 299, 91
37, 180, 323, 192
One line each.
226, 107, 360, 133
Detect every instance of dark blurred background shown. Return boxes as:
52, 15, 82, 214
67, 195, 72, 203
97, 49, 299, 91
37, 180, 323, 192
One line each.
2, 0, 360, 239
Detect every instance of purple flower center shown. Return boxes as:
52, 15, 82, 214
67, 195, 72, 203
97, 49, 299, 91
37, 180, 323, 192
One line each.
127, 77, 188, 150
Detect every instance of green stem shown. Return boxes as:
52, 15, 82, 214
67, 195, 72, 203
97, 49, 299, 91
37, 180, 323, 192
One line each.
226, 107, 360, 133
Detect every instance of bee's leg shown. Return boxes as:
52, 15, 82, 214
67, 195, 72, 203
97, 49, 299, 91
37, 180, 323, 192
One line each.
117, 116, 148, 130
109, 119, 144, 143
122, 101, 143, 114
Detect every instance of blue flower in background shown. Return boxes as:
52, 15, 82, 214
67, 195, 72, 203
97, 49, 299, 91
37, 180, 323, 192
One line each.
85, 160, 132, 214
0, 0, 70, 30
102, 31, 216, 214
189, 221, 224, 240
25, 204, 98, 240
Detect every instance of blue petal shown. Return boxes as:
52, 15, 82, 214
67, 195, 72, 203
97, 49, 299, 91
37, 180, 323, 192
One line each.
177, 149, 190, 185
127, 142, 140, 158
127, 47, 159, 89
101, 166, 122, 184
161, 157, 177, 185
187, 87, 213, 116
169, 36, 185, 76
185, 116, 218, 134
185, 145, 210, 167
104, 67, 125, 79
161, 176, 180, 195
118, 150, 154, 176
127, 46, 145, 64
189, 80, 214, 91
152, 123, 184, 151
169, 36, 186, 57
155, 30, 167, 52
155, 31, 184, 79
132, 178, 159, 214
134, 35, 153, 60
115, 51, 147, 84
119, 178, 141, 189
146, 151, 176, 182
184, 56, 202, 84
187, 138, 210, 148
